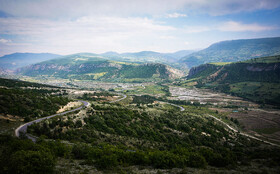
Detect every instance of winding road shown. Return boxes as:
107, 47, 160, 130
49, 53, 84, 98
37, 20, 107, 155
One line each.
15, 91, 279, 147
15, 100, 89, 142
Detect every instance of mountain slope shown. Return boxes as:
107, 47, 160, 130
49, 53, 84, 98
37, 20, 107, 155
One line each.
0, 53, 61, 71
181, 37, 280, 68
18, 53, 184, 82
185, 55, 280, 106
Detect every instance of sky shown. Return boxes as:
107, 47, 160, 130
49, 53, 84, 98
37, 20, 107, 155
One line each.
0, 0, 280, 56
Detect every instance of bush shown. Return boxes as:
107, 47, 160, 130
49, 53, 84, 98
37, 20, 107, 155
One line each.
8, 150, 55, 174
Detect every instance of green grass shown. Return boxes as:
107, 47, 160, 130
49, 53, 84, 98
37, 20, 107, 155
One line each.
229, 82, 280, 105
209, 62, 232, 66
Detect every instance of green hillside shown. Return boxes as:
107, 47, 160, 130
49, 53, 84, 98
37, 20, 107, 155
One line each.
184, 55, 280, 106
0, 78, 69, 121
18, 54, 184, 82
180, 37, 280, 68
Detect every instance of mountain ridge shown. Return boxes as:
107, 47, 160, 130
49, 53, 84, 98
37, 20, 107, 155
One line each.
181, 37, 280, 68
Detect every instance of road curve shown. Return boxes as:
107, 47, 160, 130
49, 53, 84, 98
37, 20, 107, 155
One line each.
109, 93, 127, 103
157, 101, 185, 111
15, 100, 89, 142
207, 114, 280, 147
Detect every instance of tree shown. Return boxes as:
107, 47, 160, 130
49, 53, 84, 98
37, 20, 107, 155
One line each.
8, 150, 56, 174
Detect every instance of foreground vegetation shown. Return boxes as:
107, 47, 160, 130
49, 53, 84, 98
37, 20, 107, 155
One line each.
28, 100, 280, 171
0, 70, 280, 173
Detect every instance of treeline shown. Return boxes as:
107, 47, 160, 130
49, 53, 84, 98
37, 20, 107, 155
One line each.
0, 77, 57, 88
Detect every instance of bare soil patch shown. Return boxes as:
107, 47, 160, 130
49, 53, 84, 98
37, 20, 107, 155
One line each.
230, 110, 280, 143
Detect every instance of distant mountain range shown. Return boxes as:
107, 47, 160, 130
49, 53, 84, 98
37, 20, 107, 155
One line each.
99, 50, 195, 70
18, 53, 184, 82
180, 37, 280, 68
0, 53, 61, 71
1, 37, 280, 78
0, 50, 194, 72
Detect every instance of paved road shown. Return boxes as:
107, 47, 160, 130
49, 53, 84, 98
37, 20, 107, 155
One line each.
109, 93, 127, 103
207, 114, 280, 147
15, 100, 89, 142
157, 101, 185, 111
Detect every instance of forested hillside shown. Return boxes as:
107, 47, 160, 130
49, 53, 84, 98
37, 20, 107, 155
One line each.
28, 100, 280, 170
184, 55, 280, 106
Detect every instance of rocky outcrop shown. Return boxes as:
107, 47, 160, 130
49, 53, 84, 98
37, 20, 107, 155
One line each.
187, 64, 217, 78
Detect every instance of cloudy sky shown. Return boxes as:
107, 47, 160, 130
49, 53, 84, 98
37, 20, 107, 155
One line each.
0, 0, 280, 56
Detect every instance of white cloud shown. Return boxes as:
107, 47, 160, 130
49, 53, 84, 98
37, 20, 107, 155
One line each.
0, 0, 279, 17
167, 13, 187, 18
219, 21, 276, 32
0, 1, 279, 55
181, 21, 276, 33
159, 35, 175, 39
183, 26, 211, 33
0, 16, 181, 54
0, 38, 11, 44
0, 16, 174, 36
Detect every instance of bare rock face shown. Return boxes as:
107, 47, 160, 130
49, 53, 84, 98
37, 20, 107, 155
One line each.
165, 66, 184, 79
